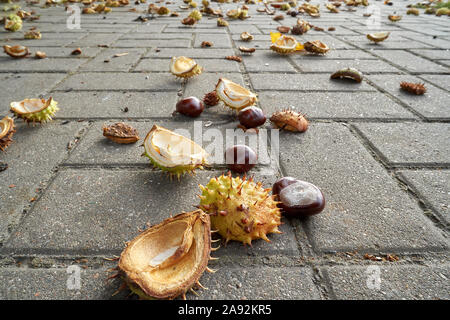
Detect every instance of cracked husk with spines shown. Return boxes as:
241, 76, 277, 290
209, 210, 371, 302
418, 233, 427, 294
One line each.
0, 116, 16, 152
117, 210, 215, 300
142, 125, 208, 179
198, 173, 282, 245
10, 97, 59, 124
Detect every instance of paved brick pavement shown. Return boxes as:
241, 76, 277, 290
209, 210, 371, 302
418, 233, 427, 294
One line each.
0, 0, 449, 300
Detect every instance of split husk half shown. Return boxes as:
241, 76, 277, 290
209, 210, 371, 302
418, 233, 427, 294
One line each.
142, 125, 208, 178
10, 97, 59, 123
119, 209, 212, 299
215, 78, 257, 110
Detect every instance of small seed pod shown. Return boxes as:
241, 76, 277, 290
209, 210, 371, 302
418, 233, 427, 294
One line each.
203, 91, 219, 107
330, 67, 363, 83
103, 122, 139, 144
238, 46, 255, 54
270, 109, 308, 132
277, 26, 291, 34
400, 82, 426, 95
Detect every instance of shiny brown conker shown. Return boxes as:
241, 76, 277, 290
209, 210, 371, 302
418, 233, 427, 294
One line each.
176, 96, 204, 117
272, 177, 325, 217
238, 106, 266, 129
224, 145, 258, 173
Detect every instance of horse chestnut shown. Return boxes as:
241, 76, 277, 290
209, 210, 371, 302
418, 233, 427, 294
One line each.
273, 177, 325, 217
176, 96, 204, 117
238, 106, 266, 129
224, 145, 257, 173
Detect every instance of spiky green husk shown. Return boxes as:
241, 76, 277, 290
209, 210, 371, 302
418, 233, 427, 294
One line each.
4, 13, 22, 32
142, 150, 204, 179
188, 9, 202, 21
199, 173, 281, 245
12, 99, 59, 123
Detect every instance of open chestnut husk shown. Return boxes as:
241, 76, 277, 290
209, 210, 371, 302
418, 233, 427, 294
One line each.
272, 177, 325, 217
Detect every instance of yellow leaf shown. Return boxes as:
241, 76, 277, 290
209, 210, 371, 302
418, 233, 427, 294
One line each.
270, 32, 281, 43
295, 42, 304, 51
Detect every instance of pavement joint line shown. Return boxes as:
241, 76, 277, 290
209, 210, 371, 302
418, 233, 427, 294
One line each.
414, 74, 450, 94
128, 46, 153, 72
348, 124, 450, 234
0, 121, 92, 249
362, 77, 428, 121
3, 250, 448, 270
395, 171, 450, 231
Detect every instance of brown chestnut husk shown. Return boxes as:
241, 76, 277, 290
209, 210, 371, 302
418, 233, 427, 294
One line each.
273, 177, 325, 217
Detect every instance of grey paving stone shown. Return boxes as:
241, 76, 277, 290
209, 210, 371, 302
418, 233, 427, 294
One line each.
51, 91, 179, 118
68, 33, 122, 47
194, 33, 232, 48
420, 74, 450, 91
0, 268, 123, 300
2, 169, 299, 256
120, 33, 192, 40
164, 27, 227, 34
349, 40, 435, 50
134, 24, 167, 33
279, 123, 448, 252
0, 73, 67, 114
194, 266, 321, 300
113, 39, 191, 48
410, 49, 450, 61
0, 57, 87, 72
0, 265, 320, 300
366, 74, 450, 119
134, 58, 241, 73
184, 72, 247, 98
288, 49, 376, 60
398, 170, 450, 225
324, 265, 450, 300
242, 50, 297, 73
372, 50, 450, 73
79, 48, 146, 72
145, 47, 236, 58
293, 58, 401, 73
257, 91, 416, 119
0, 39, 77, 47
0, 122, 84, 244
53, 72, 180, 91
228, 24, 261, 35
355, 123, 450, 166
18, 46, 102, 58
250, 74, 376, 91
